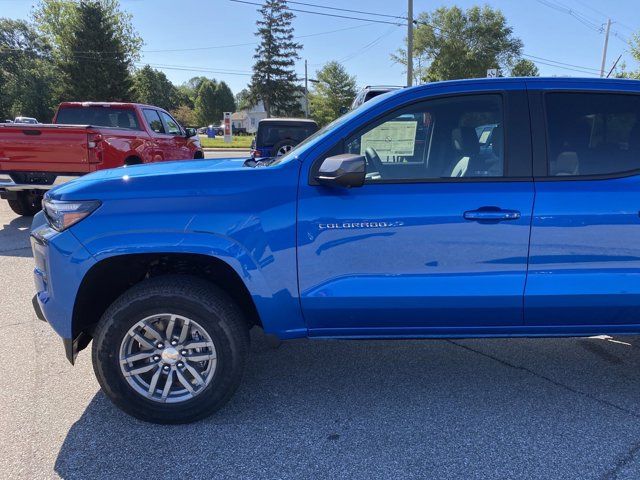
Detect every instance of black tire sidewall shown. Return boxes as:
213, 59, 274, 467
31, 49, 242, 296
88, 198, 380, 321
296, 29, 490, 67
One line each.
8, 191, 42, 216
92, 278, 247, 424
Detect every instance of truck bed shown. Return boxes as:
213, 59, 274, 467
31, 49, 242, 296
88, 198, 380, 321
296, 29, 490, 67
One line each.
0, 124, 95, 174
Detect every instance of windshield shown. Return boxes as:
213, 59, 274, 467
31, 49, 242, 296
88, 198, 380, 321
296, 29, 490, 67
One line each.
56, 106, 141, 130
270, 89, 401, 166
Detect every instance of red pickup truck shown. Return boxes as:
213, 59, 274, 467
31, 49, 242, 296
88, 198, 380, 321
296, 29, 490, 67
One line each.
0, 102, 203, 216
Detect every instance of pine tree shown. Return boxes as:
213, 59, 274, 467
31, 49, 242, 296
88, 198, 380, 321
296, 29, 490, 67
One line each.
216, 81, 236, 114
249, 0, 302, 117
60, 0, 134, 101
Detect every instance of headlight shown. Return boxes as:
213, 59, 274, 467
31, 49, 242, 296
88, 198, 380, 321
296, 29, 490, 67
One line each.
42, 198, 101, 231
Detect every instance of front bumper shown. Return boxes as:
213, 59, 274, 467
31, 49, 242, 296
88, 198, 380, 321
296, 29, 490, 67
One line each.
0, 173, 80, 193
31, 212, 96, 364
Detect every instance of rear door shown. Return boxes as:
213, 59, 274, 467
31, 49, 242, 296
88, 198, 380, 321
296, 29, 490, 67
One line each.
297, 83, 535, 334
525, 83, 640, 327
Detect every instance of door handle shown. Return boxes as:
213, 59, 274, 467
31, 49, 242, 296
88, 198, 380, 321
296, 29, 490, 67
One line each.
464, 207, 521, 222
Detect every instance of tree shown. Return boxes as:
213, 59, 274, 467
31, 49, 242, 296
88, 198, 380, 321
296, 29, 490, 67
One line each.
132, 65, 178, 110
249, 0, 302, 117
194, 79, 220, 126
33, 0, 142, 101
614, 35, 640, 79
0, 18, 60, 121
393, 6, 523, 82
235, 88, 251, 111
217, 81, 236, 114
511, 59, 539, 77
171, 105, 196, 127
309, 61, 356, 126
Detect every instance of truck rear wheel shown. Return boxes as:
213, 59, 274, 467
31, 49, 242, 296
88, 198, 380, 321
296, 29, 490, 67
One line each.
7, 191, 43, 216
92, 275, 249, 424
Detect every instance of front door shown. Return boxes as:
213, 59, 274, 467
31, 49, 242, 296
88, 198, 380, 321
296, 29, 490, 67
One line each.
159, 111, 190, 160
526, 89, 640, 326
297, 89, 535, 335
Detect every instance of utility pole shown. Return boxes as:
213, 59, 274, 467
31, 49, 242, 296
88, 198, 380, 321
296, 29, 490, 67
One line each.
407, 0, 413, 87
304, 59, 309, 118
600, 18, 612, 77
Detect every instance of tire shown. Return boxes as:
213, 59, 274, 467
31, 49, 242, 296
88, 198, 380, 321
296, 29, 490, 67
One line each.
7, 191, 43, 216
92, 275, 249, 424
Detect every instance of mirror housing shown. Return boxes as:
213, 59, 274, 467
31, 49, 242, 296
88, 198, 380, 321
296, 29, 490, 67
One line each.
185, 127, 197, 138
315, 154, 365, 188
339, 106, 349, 115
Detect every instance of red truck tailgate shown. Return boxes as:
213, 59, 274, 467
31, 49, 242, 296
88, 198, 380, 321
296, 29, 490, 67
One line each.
0, 124, 94, 173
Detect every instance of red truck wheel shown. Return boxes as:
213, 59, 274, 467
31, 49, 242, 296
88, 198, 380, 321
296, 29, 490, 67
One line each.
7, 191, 43, 216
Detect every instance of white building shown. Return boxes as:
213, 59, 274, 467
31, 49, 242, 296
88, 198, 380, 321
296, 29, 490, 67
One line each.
231, 101, 267, 134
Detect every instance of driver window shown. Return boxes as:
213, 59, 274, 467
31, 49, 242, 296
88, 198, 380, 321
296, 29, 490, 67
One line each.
160, 111, 182, 135
344, 94, 504, 182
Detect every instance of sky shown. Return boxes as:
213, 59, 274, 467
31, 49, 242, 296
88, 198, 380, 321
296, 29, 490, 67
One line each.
1, 0, 639, 95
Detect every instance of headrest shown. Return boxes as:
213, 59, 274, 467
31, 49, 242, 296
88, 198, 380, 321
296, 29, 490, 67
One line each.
452, 127, 480, 156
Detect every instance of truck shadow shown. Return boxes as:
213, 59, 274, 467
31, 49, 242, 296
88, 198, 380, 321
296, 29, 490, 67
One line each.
0, 215, 32, 258
53, 331, 640, 479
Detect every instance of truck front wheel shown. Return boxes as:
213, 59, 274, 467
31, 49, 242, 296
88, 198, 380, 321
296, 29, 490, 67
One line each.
7, 191, 43, 216
92, 275, 249, 424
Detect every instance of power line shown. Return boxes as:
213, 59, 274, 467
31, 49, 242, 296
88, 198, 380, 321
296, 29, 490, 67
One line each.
229, 0, 405, 26
522, 53, 601, 72
285, 1, 407, 20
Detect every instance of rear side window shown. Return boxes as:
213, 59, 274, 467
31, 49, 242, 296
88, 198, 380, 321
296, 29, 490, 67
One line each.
143, 109, 164, 134
545, 93, 640, 176
56, 107, 140, 130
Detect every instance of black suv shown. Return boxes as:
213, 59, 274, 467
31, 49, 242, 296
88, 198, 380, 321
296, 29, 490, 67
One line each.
250, 118, 318, 158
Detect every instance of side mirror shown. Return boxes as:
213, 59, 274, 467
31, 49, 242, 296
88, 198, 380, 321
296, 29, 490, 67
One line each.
315, 154, 365, 188
185, 127, 197, 138
339, 106, 349, 115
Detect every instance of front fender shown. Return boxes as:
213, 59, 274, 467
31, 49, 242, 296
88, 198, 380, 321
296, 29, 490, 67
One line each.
75, 229, 307, 339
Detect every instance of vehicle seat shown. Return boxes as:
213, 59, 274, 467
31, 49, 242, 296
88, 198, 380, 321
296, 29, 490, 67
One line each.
117, 112, 131, 129
553, 152, 579, 176
449, 127, 480, 177
468, 124, 503, 177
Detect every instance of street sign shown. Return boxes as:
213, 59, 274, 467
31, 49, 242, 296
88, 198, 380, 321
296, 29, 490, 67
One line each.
223, 112, 232, 143
487, 68, 499, 78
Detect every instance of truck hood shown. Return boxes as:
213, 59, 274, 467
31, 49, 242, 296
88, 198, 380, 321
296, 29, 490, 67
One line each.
47, 156, 298, 202
81, 158, 249, 182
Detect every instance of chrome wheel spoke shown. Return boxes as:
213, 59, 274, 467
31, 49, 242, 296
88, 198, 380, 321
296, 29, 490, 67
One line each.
184, 363, 205, 386
120, 351, 155, 365
176, 369, 195, 394
131, 332, 155, 350
143, 323, 164, 342
124, 363, 156, 377
186, 351, 216, 362
183, 341, 214, 350
147, 366, 162, 394
177, 319, 191, 343
161, 370, 174, 401
165, 315, 177, 341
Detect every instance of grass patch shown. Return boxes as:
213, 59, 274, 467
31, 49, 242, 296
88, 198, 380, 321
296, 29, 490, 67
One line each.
199, 135, 253, 149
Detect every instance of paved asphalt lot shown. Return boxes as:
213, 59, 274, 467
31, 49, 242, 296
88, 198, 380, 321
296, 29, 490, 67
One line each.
204, 149, 250, 159
4, 199, 640, 479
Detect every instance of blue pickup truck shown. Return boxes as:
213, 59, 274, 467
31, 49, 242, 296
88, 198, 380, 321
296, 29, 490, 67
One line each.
31, 77, 640, 423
